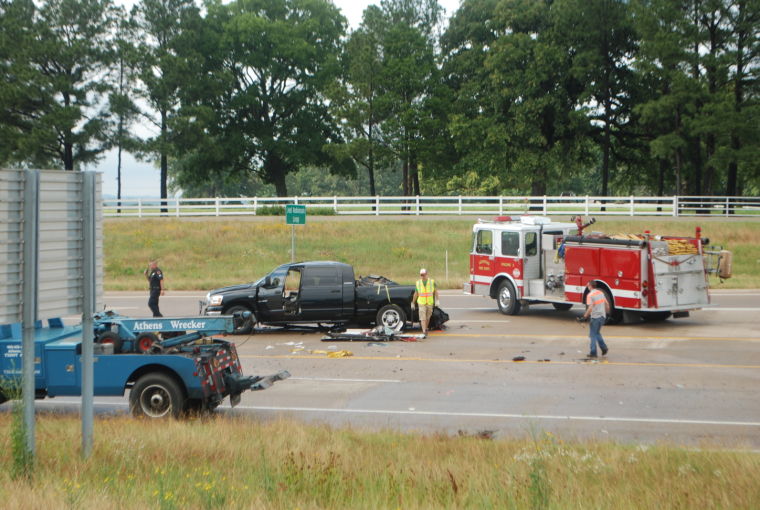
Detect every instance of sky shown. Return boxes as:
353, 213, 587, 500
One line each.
95, 0, 460, 198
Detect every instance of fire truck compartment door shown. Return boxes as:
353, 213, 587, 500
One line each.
654, 275, 678, 307
522, 231, 540, 280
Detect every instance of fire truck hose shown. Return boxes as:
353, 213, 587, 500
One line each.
652, 254, 697, 267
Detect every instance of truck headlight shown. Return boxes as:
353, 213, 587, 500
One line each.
208, 294, 223, 306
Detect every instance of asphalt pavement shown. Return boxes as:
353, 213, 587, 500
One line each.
41, 289, 760, 447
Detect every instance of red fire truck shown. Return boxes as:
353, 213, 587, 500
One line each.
464, 216, 731, 323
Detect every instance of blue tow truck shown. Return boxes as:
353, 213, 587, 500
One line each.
0, 315, 289, 418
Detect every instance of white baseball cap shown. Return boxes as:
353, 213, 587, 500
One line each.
419, 268, 427, 275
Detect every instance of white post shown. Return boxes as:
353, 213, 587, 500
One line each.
416, 195, 420, 216
138, 198, 142, 218
291, 225, 295, 263
175, 198, 180, 217
458, 196, 462, 215
585, 196, 589, 216
543, 195, 547, 215
499, 196, 503, 215
629, 195, 634, 216
375, 195, 380, 216
215, 198, 220, 216
673, 196, 678, 217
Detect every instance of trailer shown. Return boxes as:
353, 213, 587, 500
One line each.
464, 216, 732, 323
0, 315, 289, 418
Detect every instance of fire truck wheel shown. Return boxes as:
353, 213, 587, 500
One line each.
599, 287, 623, 324
225, 305, 254, 335
136, 332, 159, 354
96, 331, 123, 353
497, 280, 521, 315
641, 311, 671, 322
130, 372, 186, 419
376, 304, 406, 331
552, 303, 573, 311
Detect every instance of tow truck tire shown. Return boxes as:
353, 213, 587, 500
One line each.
226, 305, 254, 335
376, 304, 406, 331
96, 331, 123, 353
136, 332, 159, 354
552, 303, 573, 311
130, 372, 186, 419
497, 280, 521, 315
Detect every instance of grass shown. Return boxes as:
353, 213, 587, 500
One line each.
104, 217, 760, 290
0, 415, 758, 510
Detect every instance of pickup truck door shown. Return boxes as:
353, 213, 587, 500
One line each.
256, 266, 289, 321
298, 266, 343, 320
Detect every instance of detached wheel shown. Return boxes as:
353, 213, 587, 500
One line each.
497, 280, 521, 315
376, 304, 406, 331
225, 305, 254, 335
136, 332, 159, 354
96, 331, 123, 353
552, 303, 573, 311
129, 372, 186, 419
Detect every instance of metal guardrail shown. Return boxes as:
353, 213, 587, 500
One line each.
102, 195, 760, 218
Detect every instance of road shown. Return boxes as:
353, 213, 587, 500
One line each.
42, 289, 760, 447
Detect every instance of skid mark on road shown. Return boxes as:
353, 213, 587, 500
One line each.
241, 354, 760, 370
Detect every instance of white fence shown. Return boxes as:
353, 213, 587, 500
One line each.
103, 195, 760, 218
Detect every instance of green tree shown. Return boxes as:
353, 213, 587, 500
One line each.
172, 0, 349, 197
327, 6, 391, 196
555, 0, 639, 197
108, 11, 141, 209
0, 0, 38, 166
376, 0, 443, 196
133, 0, 197, 208
1, 0, 116, 170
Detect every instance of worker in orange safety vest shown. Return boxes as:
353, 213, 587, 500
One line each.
412, 268, 439, 338
580, 280, 610, 358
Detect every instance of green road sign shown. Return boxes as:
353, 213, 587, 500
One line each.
286, 204, 306, 225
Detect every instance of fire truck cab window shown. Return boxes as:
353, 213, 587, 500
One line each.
525, 232, 538, 256
475, 230, 493, 254
501, 232, 519, 256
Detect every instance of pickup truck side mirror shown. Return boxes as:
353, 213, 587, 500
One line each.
264, 276, 271, 288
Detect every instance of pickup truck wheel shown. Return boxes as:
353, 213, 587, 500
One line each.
130, 373, 186, 419
552, 303, 573, 311
376, 304, 406, 331
497, 280, 521, 315
226, 305, 254, 335
136, 332, 159, 354
96, 331, 123, 353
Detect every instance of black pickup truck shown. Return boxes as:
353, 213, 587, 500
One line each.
200, 261, 416, 334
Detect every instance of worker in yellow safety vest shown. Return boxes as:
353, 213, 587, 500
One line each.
580, 280, 610, 358
412, 268, 439, 338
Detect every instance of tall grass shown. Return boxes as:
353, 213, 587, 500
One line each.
104, 218, 760, 290
0, 415, 758, 509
